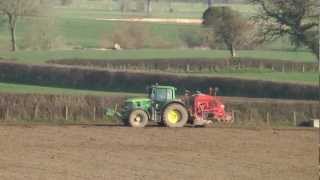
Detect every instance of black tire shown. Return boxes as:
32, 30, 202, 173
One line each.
128, 109, 149, 128
163, 103, 188, 128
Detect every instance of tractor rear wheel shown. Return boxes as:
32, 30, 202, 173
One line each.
128, 110, 149, 128
163, 103, 188, 128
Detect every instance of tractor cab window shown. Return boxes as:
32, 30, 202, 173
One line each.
166, 89, 173, 100
151, 88, 174, 102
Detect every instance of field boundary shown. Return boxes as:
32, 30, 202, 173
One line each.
49, 58, 319, 73
0, 93, 318, 127
0, 61, 318, 100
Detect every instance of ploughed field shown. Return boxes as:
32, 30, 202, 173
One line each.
0, 126, 317, 180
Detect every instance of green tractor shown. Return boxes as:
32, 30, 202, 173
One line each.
118, 84, 233, 128
121, 84, 189, 128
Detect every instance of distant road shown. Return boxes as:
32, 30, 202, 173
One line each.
96, 18, 202, 24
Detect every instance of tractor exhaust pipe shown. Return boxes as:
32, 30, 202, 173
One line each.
209, 87, 213, 96
209, 87, 219, 96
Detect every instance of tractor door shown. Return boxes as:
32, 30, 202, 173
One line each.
148, 87, 174, 122
150, 88, 174, 103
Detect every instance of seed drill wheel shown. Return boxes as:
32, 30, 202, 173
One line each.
128, 109, 149, 128
163, 103, 188, 128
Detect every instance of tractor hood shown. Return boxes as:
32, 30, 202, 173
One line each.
125, 97, 151, 103
123, 97, 152, 113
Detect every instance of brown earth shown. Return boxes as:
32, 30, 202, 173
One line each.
0, 126, 318, 180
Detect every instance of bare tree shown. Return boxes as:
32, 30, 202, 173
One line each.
119, 0, 128, 12
145, 0, 152, 14
249, 0, 319, 71
207, 0, 213, 8
60, 0, 73, 6
0, 0, 41, 51
203, 6, 262, 57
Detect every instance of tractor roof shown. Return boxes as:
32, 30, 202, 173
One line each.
152, 85, 176, 90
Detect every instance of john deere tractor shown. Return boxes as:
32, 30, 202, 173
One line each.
120, 84, 233, 128
121, 84, 188, 128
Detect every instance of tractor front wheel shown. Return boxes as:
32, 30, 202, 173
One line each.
163, 103, 188, 128
128, 110, 149, 128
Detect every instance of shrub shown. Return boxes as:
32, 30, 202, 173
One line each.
61, 0, 72, 6
179, 29, 206, 48
111, 23, 150, 49
21, 18, 65, 50
101, 22, 175, 49
99, 32, 113, 49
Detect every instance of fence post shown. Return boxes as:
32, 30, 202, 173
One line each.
249, 110, 253, 123
266, 112, 270, 126
186, 64, 190, 72
5, 107, 9, 121
282, 64, 285, 72
232, 110, 235, 123
33, 104, 39, 120
302, 65, 305, 73
293, 111, 297, 126
318, 144, 320, 179
93, 105, 96, 121
64, 105, 69, 121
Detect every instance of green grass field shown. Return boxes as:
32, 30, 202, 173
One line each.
0, 49, 316, 64
0, 1, 318, 95
0, 1, 298, 51
190, 71, 318, 85
0, 82, 141, 96
53, 2, 256, 19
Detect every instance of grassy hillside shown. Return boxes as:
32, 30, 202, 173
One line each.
0, 1, 302, 52
0, 0, 317, 95
53, 1, 257, 19
0, 49, 316, 64
195, 71, 318, 85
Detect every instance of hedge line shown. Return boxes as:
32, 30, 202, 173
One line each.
49, 58, 319, 73
0, 61, 318, 100
0, 93, 318, 126
224, 97, 320, 126
0, 93, 126, 122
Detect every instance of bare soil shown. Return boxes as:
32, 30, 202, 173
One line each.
0, 126, 317, 180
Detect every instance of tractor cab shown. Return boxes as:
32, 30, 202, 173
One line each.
148, 85, 176, 103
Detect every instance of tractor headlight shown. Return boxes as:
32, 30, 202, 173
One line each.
220, 105, 225, 109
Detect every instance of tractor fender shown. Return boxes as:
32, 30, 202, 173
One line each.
162, 101, 186, 109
